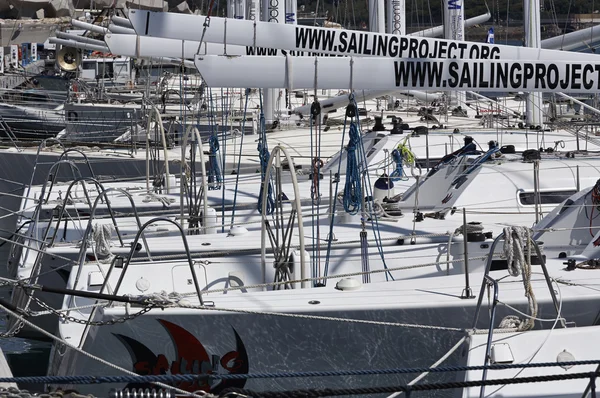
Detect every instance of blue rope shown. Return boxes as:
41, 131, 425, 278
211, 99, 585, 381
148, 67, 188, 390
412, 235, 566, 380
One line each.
322, 101, 352, 285
206, 89, 221, 191
230, 89, 251, 227
343, 122, 362, 215
257, 140, 274, 215
351, 103, 393, 281
207, 134, 222, 190
257, 89, 274, 215
389, 149, 404, 181
7, 359, 600, 384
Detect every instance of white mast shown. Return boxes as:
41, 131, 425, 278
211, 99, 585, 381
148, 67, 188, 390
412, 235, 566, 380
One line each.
235, 0, 246, 18
247, 0, 259, 20
385, 0, 403, 109
386, 0, 404, 34
285, 0, 296, 24
369, 0, 385, 33
524, 0, 544, 128
227, 0, 235, 18
444, 0, 465, 108
261, 0, 284, 125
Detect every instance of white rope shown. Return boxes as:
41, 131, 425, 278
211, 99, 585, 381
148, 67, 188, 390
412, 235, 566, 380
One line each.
92, 223, 114, 263
502, 226, 538, 331
498, 315, 524, 329
454, 222, 484, 236
372, 200, 404, 220
503, 226, 528, 277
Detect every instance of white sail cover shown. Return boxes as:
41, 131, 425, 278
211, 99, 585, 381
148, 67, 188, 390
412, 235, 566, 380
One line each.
129, 10, 600, 62
194, 54, 600, 93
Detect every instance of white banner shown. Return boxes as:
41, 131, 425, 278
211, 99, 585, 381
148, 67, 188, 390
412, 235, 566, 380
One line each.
9, 45, 18, 68
129, 10, 600, 62
104, 33, 336, 59
0, 47, 4, 74
105, 33, 363, 59
194, 55, 600, 93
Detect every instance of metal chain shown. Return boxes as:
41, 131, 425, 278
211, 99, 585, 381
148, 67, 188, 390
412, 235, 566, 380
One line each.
0, 387, 72, 398
0, 387, 92, 398
0, 321, 24, 339
23, 290, 155, 326
0, 279, 24, 338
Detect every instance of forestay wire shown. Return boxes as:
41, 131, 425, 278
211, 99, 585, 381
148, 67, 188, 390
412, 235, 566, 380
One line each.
230, 88, 251, 227
257, 89, 274, 215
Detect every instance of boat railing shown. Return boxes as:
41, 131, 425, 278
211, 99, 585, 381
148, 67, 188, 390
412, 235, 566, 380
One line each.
50, 148, 96, 193
0, 112, 21, 151
110, 217, 204, 305
65, 188, 152, 319
142, 100, 172, 193
47, 178, 119, 247
27, 177, 110, 288
49, 176, 105, 224
552, 119, 600, 150
75, 254, 125, 349
20, 138, 66, 226
21, 159, 84, 268
29, 147, 97, 210
16, 167, 98, 320
471, 231, 564, 398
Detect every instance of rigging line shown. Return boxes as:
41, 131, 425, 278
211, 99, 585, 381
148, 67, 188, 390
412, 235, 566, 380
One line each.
561, 0, 574, 51
257, 89, 273, 215
310, 104, 317, 280
352, 98, 393, 281
221, 87, 226, 233
323, 98, 352, 284
483, 276, 563, 397
386, 335, 469, 398
230, 89, 251, 228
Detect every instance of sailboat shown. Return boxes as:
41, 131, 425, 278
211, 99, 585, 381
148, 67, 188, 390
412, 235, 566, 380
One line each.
40, 180, 600, 396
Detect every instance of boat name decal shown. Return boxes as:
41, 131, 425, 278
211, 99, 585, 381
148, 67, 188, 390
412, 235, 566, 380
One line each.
113, 319, 248, 393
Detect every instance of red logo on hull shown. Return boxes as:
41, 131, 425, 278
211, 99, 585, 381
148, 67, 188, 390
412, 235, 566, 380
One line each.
114, 319, 248, 393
